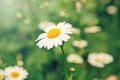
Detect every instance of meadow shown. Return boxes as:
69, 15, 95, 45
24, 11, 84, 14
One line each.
0, 0, 120, 80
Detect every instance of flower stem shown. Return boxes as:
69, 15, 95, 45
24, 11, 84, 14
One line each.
60, 45, 66, 79
69, 73, 73, 80
60, 45, 65, 55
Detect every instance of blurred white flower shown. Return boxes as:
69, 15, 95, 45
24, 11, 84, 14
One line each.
59, 11, 66, 18
4, 66, 28, 80
88, 53, 114, 68
0, 70, 4, 80
75, 1, 82, 13
16, 12, 22, 18
72, 27, 81, 35
24, 19, 30, 24
73, 40, 88, 48
88, 53, 105, 68
36, 22, 73, 49
67, 53, 83, 64
38, 21, 55, 30
84, 26, 101, 33
43, 1, 49, 7
107, 5, 117, 15
17, 60, 24, 66
99, 53, 113, 64
40, 1, 49, 8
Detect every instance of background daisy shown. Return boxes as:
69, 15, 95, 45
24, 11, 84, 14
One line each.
0, 70, 4, 80
84, 26, 101, 33
88, 53, 105, 68
88, 53, 113, 68
38, 21, 55, 30
4, 66, 28, 80
72, 40, 88, 48
67, 53, 83, 64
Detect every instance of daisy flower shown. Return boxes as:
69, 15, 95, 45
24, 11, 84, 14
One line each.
88, 53, 114, 68
59, 11, 66, 18
72, 40, 88, 48
88, 53, 104, 68
4, 66, 28, 80
84, 26, 101, 33
17, 60, 24, 66
16, 12, 22, 19
67, 53, 83, 64
24, 19, 30, 24
36, 22, 73, 49
75, 1, 82, 13
72, 27, 81, 35
0, 70, 4, 80
107, 5, 117, 15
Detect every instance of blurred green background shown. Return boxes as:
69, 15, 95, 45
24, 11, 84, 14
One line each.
0, 0, 120, 80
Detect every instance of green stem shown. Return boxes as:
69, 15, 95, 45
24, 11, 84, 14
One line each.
60, 45, 65, 55
60, 45, 66, 80
69, 73, 73, 80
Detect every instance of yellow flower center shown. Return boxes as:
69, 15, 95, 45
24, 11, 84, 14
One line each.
11, 72, 19, 78
95, 58, 100, 62
47, 28, 61, 38
72, 58, 78, 63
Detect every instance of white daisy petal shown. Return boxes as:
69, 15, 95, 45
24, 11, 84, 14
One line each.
57, 22, 66, 28
60, 34, 70, 41
37, 38, 47, 48
59, 23, 72, 30
61, 28, 73, 34
54, 38, 62, 47
44, 25, 56, 32
35, 33, 47, 41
